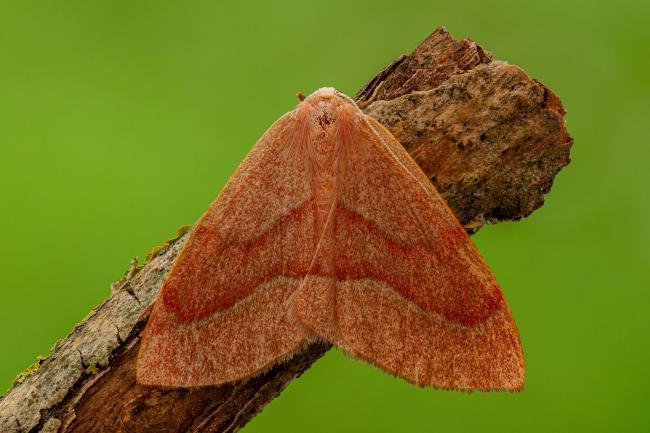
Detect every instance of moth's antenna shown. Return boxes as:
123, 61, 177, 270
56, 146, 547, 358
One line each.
296, 92, 306, 102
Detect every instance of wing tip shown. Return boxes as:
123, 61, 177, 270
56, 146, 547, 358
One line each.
392, 367, 526, 393
334, 341, 525, 393
135, 337, 325, 388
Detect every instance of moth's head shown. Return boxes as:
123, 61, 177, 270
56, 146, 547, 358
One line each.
296, 87, 361, 144
302, 87, 355, 102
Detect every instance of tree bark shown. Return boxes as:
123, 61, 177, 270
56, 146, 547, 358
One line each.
0, 27, 572, 433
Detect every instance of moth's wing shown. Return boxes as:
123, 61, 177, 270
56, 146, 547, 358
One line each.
137, 111, 319, 387
293, 113, 524, 391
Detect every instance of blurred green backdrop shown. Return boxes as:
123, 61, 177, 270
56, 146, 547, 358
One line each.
1, 0, 648, 432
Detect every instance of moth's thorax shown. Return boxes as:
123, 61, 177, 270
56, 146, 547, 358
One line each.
297, 87, 359, 234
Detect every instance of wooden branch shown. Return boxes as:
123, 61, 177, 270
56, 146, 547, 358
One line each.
357, 27, 572, 232
0, 27, 572, 433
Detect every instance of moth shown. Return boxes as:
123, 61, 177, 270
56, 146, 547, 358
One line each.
137, 87, 524, 391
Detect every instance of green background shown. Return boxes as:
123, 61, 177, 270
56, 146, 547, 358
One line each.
1, 1, 648, 432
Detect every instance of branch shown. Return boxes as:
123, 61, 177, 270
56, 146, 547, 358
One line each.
0, 27, 571, 433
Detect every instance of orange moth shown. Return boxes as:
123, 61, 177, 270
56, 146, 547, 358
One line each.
136, 87, 524, 391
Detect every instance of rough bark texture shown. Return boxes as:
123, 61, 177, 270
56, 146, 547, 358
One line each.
357, 27, 572, 232
0, 27, 572, 433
